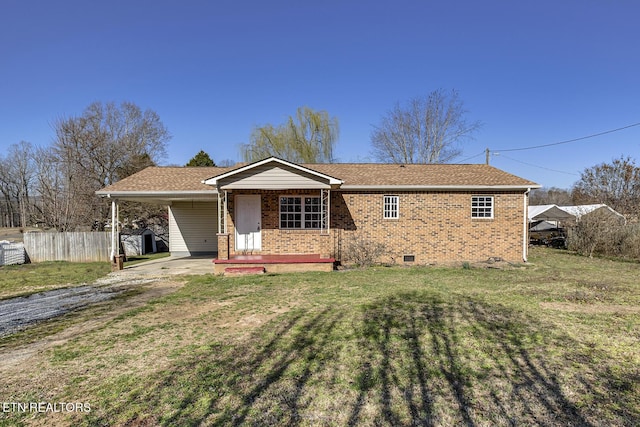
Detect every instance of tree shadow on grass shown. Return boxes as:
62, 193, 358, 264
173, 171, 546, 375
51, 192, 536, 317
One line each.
85, 292, 638, 426
348, 292, 636, 426
96, 307, 347, 426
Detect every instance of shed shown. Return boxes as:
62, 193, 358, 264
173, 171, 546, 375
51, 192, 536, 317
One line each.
121, 228, 157, 256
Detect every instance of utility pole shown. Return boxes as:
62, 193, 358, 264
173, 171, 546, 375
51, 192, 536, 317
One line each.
485, 148, 490, 165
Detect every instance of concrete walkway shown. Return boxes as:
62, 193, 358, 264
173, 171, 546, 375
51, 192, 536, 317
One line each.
115, 255, 216, 277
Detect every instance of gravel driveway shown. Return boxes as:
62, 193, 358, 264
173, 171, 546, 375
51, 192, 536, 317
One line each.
0, 276, 156, 338
0, 256, 213, 338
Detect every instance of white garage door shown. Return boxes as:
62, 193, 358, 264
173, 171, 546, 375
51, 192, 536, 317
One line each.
168, 201, 218, 256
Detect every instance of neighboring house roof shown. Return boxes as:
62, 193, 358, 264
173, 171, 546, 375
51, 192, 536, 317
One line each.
528, 204, 576, 221
528, 204, 626, 223
96, 157, 540, 201
559, 204, 626, 221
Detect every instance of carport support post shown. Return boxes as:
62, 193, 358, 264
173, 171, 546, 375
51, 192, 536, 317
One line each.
110, 199, 118, 262
523, 188, 530, 262
217, 190, 230, 260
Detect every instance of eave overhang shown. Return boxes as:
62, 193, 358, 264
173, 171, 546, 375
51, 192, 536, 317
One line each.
202, 157, 344, 188
339, 184, 541, 191
95, 190, 218, 203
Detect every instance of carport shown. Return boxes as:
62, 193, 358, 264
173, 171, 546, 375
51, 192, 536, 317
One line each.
528, 204, 576, 246
95, 166, 228, 264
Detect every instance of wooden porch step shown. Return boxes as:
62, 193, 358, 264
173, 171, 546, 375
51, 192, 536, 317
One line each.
224, 266, 266, 276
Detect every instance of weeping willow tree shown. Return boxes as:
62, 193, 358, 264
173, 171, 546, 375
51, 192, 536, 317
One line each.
241, 107, 339, 163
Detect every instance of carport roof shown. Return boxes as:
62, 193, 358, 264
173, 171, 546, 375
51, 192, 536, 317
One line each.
95, 166, 229, 202
528, 205, 576, 221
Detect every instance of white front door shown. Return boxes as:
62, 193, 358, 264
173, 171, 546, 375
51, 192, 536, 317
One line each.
235, 195, 261, 251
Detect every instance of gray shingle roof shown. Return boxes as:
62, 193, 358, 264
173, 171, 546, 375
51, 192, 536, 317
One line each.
97, 162, 539, 195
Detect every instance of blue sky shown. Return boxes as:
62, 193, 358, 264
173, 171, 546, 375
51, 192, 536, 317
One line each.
2, 0, 639, 189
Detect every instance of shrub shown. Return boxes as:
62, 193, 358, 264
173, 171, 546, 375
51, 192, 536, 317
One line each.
567, 212, 639, 260
343, 232, 389, 267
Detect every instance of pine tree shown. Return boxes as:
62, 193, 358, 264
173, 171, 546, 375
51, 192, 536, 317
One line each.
186, 150, 216, 167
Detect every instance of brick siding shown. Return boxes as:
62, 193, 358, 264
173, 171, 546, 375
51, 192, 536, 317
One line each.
222, 189, 527, 264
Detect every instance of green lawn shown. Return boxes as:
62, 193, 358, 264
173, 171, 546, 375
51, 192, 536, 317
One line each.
1, 247, 638, 426
0, 252, 170, 300
0, 261, 111, 299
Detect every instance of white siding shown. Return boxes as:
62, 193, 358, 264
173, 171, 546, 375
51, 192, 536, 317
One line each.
219, 164, 330, 190
169, 201, 218, 255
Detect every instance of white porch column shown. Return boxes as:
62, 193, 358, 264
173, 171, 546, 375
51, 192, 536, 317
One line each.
110, 199, 117, 261
321, 189, 330, 235
217, 190, 228, 234
217, 192, 223, 234
223, 190, 228, 233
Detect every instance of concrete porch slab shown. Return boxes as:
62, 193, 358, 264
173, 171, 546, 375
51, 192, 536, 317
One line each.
213, 254, 335, 274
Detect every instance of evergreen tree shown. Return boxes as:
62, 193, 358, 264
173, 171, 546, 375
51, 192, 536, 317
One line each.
186, 150, 216, 167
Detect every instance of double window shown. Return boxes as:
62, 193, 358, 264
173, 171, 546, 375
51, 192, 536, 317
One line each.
471, 196, 494, 218
280, 196, 322, 229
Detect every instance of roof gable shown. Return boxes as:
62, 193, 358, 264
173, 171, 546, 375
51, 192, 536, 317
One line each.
203, 157, 343, 189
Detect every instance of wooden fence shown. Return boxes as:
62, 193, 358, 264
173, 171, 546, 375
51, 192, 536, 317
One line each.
24, 232, 111, 263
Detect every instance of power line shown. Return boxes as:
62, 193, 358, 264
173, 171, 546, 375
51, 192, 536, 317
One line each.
456, 151, 485, 163
494, 121, 640, 152
496, 153, 580, 176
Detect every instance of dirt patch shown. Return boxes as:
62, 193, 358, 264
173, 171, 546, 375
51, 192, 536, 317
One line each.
540, 301, 640, 314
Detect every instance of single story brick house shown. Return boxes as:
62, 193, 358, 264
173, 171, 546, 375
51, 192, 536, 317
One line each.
96, 157, 540, 273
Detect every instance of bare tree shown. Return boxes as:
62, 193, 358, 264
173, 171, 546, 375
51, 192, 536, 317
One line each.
529, 187, 574, 205
0, 141, 36, 227
572, 156, 640, 217
371, 89, 481, 164
0, 160, 17, 227
31, 146, 67, 230
241, 106, 338, 163
50, 101, 170, 230
217, 159, 236, 167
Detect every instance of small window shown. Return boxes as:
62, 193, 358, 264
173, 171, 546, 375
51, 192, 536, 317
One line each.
383, 195, 399, 219
471, 196, 494, 218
